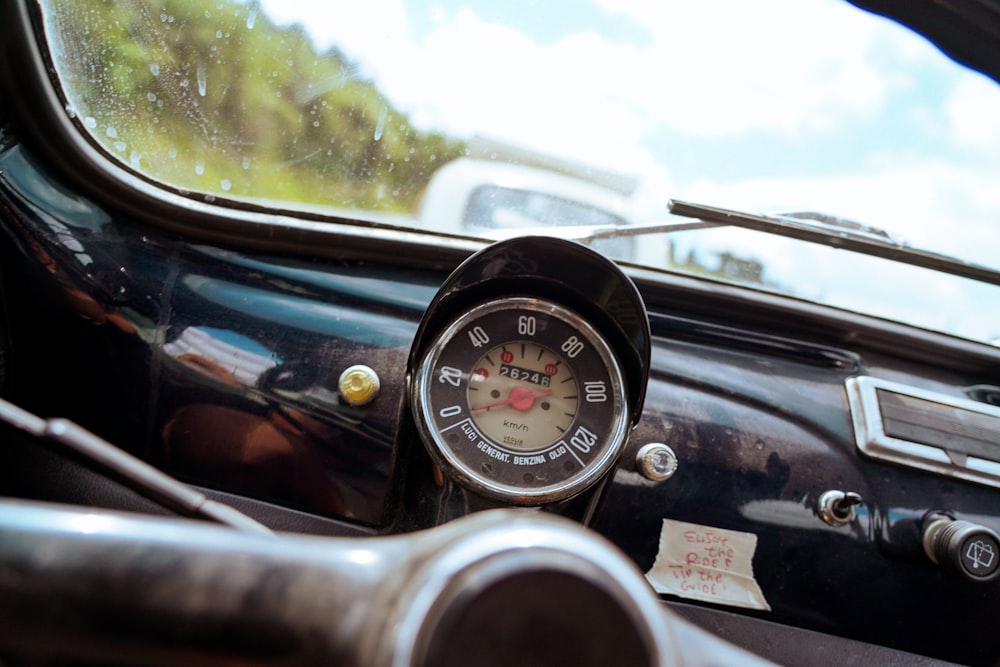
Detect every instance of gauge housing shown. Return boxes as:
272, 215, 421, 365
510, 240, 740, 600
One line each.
406, 237, 651, 507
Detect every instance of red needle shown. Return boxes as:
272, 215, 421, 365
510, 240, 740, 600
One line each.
473, 386, 552, 412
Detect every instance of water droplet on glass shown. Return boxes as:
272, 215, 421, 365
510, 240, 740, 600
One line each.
179, 78, 189, 89
129, 151, 142, 168
168, 148, 178, 159
64, 104, 77, 119
147, 92, 157, 102
195, 162, 204, 175
242, 157, 251, 170
247, 8, 257, 29
150, 63, 160, 76
312, 120, 320, 127
215, 30, 223, 39
83, 117, 97, 129
220, 179, 231, 192
204, 194, 216, 204
106, 127, 117, 139
113, 141, 127, 152
196, 65, 207, 97
373, 106, 387, 141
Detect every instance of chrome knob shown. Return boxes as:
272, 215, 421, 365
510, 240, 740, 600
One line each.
635, 443, 678, 482
923, 514, 1000, 583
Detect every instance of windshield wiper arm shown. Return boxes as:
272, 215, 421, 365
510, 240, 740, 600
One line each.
667, 200, 1000, 287
556, 199, 1000, 287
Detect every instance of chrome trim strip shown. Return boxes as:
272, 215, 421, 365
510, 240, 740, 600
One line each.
846, 376, 1000, 488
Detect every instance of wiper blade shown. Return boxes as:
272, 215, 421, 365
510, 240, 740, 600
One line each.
771, 210, 902, 243
668, 200, 1000, 287
552, 199, 999, 287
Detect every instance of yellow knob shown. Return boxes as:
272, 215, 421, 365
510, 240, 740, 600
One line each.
338, 365, 380, 406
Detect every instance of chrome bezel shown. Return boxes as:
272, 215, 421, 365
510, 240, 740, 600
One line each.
413, 297, 629, 505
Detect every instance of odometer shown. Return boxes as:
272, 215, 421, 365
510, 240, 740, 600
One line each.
412, 298, 628, 504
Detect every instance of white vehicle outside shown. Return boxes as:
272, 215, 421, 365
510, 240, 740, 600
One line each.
418, 158, 659, 264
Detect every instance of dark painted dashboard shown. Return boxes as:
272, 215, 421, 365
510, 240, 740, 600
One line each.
3, 121, 1000, 666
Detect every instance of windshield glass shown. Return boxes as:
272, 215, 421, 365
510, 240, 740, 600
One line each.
36, 0, 1000, 343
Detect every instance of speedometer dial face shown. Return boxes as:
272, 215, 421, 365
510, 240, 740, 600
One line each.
467, 342, 577, 452
413, 298, 628, 504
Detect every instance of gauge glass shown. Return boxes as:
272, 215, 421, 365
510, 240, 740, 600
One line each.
413, 298, 628, 504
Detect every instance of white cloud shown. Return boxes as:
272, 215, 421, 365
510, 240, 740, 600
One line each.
588, 0, 925, 137
257, 0, 993, 167
259, 0, 926, 155
258, 0, 410, 80
945, 72, 1000, 154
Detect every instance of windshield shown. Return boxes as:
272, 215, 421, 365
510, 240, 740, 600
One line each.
35, 0, 1000, 343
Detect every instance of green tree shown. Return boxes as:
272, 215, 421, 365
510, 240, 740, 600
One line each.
44, 0, 465, 216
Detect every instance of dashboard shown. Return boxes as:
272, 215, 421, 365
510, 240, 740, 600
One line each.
2, 130, 1000, 665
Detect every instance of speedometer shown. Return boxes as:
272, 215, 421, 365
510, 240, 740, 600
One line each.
412, 297, 628, 504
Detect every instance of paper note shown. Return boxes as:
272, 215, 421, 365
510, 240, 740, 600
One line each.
644, 518, 771, 611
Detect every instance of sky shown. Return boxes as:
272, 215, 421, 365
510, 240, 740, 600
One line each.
257, 0, 1000, 341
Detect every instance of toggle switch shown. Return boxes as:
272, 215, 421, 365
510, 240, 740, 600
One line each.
816, 490, 862, 527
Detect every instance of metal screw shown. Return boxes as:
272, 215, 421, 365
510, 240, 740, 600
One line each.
636, 443, 678, 482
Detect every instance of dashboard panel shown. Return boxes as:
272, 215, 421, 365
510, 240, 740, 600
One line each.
2, 118, 999, 665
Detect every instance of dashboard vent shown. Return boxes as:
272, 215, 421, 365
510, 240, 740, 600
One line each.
847, 376, 1000, 489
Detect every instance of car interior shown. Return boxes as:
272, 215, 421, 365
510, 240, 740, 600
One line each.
1, 1, 999, 665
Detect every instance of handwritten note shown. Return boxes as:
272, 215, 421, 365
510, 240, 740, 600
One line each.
644, 518, 771, 611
